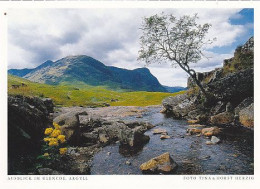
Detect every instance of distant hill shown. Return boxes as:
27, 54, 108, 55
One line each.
163, 85, 187, 93
8, 55, 166, 92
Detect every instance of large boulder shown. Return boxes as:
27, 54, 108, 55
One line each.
53, 110, 88, 145
210, 112, 234, 125
97, 121, 152, 147
8, 95, 54, 174
60, 113, 153, 148
140, 152, 178, 174
201, 127, 221, 137
234, 97, 253, 115
238, 103, 254, 128
162, 93, 197, 118
207, 69, 253, 105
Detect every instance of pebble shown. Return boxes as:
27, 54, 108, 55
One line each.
211, 136, 221, 144
160, 134, 171, 139
201, 155, 211, 160
125, 161, 131, 165
107, 152, 111, 156
206, 141, 213, 145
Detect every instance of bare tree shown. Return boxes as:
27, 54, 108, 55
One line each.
138, 13, 215, 98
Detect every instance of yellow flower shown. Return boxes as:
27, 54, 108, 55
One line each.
53, 122, 61, 130
44, 137, 52, 142
48, 138, 58, 146
59, 148, 67, 155
57, 135, 66, 143
43, 153, 49, 157
50, 129, 61, 138
44, 128, 53, 135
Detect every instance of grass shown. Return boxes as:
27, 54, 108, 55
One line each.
8, 75, 185, 107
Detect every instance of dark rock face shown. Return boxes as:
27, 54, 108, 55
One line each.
8, 95, 54, 174
162, 37, 253, 129
207, 69, 253, 105
163, 69, 253, 128
187, 68, 223, 89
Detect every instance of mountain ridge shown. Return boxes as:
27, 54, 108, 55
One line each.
8, 55, 167, 92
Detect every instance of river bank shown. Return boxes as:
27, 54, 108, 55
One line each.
55, 105, 254, 175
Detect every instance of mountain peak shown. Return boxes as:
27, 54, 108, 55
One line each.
8, 55, 166, 92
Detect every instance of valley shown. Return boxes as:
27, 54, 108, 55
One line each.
7, 37, 254, 175
8, 75, 183, 107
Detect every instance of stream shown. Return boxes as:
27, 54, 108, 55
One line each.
90, 107, 254, 175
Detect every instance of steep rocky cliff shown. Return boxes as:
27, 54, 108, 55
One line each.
162, 37, 254, 129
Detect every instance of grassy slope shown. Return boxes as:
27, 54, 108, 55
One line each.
8, 75, 185, 107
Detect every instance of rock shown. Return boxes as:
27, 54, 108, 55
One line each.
118, 124, 150, 147
153, 128, 167, 135
99, 133, 109, 144
140, 152, 178, 174
187, 109, 206, 120
211, 136, 221, 144
79, 115, 103, 132
125, 161, 131, 165
186, 128, 202, 135
53, 111, 84, 144
42, 98, 54, 113
160, 135, 171, 140
57, 146, 100, 175
187, 120, 199, 124
205, 141, 213, 145
162, 93, 196, 119
210, 101, 226, 115
201, 127, 221, 137
107, 152, 111, 156
160, 108, 166, 113
234, 97, 253, 115
210, 112, 234, 125
81, 132, 99, 145
187, 68, 223, 89
201, 155, 211, 160
188, 124, 205, 127
238, 103, 254, 128
38, 168, 62, 175
8, 95, 54, 174
196, 114, 209, 123
207, 69, 253, 104
225, 102, 233, 112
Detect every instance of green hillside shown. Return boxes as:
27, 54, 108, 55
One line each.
8, 75, 185, 107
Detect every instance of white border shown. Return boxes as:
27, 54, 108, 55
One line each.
0, 1, 259, 189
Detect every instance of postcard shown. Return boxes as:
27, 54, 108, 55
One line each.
0, 1, 259, 189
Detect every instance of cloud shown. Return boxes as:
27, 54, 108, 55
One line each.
8, 8, 251, 86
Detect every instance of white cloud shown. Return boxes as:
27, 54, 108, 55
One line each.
8, 8, 250, 87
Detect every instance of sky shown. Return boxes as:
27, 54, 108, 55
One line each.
8, 8, 253, 87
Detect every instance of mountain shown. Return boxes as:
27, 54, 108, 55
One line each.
8, 60, 54, 77
8, 68, 33, 77
8, 55, 166, 92
163, 86, 187, 93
